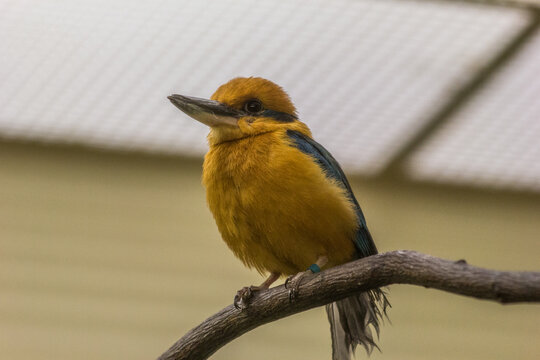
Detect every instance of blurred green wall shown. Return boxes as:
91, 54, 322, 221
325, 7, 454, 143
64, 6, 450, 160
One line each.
1, 141, 539, 360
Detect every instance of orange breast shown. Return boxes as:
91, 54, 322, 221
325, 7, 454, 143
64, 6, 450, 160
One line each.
202, 130, 357, 275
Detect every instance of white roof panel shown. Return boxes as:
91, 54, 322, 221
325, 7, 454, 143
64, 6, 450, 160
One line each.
407, 27, 540, 192
0, 0, 529, 174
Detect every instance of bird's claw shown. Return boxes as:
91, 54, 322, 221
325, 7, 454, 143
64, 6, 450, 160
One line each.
285, 272, 307, 302
234, 286, 257, 310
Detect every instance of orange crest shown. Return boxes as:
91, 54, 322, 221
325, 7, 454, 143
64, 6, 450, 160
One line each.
211, 77, 297, 117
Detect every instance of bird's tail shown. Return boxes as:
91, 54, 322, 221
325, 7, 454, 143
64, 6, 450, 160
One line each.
325, 288, 390, 359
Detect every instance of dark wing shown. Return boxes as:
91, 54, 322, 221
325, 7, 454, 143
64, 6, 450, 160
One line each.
286, 129, 378, 258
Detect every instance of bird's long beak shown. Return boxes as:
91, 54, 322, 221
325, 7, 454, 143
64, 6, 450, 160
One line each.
168, 94, 241, 128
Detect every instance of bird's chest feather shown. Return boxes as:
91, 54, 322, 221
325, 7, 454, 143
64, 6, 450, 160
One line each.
202, 132, 357, 274
203, 134, 282, 236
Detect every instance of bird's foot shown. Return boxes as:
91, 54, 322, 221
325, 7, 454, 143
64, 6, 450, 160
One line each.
284, 271, 309, 302
234, 285, 261, 310
233, 272, 281, 310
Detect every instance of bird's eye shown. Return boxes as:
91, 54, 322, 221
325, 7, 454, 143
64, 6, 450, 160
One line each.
244, 99, 263, 114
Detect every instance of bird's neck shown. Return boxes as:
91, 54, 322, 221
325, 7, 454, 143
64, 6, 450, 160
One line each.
204, 132, 276, 179
207, 120, 312, 147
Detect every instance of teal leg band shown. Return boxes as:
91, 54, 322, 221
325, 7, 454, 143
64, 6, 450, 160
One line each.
308, 263, 321, 273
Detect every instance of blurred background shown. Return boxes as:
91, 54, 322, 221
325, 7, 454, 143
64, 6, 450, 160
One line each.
1, 0, 539, 359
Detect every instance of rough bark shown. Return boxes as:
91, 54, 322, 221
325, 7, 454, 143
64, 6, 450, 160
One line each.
157, 250, 540, 360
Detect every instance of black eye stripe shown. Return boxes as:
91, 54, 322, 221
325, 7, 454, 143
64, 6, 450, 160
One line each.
242, 99, 296, 122
261, 109, 296, 123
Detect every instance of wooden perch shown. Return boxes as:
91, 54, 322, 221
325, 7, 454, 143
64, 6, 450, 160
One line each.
157, 250, 540, 360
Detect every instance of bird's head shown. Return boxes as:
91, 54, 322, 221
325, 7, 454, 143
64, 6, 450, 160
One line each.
168, 77, 309, 144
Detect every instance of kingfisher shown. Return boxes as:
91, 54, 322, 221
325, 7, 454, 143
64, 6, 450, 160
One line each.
168, 77, 388, 359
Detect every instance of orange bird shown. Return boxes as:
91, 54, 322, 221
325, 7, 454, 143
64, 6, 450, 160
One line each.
169, 77, 388, 359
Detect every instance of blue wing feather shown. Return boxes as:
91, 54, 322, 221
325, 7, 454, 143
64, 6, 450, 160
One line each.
286, 129, 377, 258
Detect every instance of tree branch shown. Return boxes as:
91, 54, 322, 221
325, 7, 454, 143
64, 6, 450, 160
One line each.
157, 250, 540, 360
